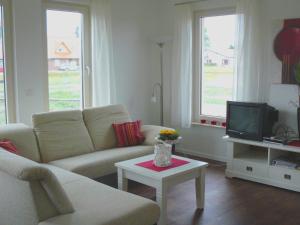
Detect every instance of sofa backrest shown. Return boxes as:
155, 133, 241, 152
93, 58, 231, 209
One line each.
32, 110, 94, 163
0, 123, 41, 162
83, 104, 131, 150
0, 149, 74, 225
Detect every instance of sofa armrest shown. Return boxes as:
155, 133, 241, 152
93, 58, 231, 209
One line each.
0, 147, 41, 180
0, 149, 74, 216
0, 123, 41, 162
141, 125, 174, 146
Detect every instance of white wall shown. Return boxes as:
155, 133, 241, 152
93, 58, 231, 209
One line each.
110, 0, 161, 124
12, 0, 48, 125
157, 0, 300, 161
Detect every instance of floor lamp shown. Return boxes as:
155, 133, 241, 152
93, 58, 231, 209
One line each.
151, 42, 165, 126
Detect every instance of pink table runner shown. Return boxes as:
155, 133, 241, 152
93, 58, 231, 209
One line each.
136, 158, 190, 172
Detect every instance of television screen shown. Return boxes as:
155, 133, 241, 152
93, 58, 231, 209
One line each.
228, 105, 261, 134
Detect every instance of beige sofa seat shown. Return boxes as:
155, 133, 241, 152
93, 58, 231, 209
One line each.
0, 105, 170, 225
49, 145, 154, 178
41, 165, 160, 225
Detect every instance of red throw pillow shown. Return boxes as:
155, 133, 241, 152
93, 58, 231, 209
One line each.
113, 120, 145, 147
0, 139, 20, 155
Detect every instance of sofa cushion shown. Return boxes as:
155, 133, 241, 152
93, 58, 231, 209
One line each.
112, 120, 145, 147
83, 105, 131, 150
0, 123, 41, 162
33, 110, 94, 163
40, 165, 160, 225
0, 139, 20, 155
49, 145, 154, 178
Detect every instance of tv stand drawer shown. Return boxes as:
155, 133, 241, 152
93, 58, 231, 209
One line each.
269, 166, 300, 186
233, 160, 268, 178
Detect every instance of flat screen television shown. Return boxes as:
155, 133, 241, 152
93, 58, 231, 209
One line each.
226, 101, 278, 141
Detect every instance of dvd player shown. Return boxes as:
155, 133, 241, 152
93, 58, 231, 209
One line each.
263, 136, 288, 145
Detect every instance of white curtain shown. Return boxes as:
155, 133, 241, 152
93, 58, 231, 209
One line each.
170, 5, 193, 128
235, 0, 265, 102
91, 0, 116, 106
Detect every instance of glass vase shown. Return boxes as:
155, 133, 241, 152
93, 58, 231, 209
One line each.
154, 142, 172, 167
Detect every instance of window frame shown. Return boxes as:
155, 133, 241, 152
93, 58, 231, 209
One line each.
43, 0, 92, 111
193, 7, 236, 125
0, 0, 16, 123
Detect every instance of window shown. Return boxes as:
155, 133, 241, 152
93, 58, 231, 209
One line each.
194, 9, 237, 121
45, 3, 91, 111
0, 0, 14, 124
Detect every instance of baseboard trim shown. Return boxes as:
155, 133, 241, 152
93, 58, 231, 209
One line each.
176, 147, 227, 162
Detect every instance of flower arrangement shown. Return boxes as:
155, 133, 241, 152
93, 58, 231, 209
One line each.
158, 129, 179, 141
154, 129, 181, 167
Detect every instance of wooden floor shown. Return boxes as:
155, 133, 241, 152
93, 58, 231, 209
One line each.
98, 155, 300, 225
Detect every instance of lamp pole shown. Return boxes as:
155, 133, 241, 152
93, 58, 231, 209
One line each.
157, 42, 164, 126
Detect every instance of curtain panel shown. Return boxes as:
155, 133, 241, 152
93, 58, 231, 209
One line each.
170, 5, 193, 128
91, 0, 116, 106
234, 0, 265, 102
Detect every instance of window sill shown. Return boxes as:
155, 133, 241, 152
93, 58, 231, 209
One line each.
192, 122, 226, 129
195, 115, 226, 129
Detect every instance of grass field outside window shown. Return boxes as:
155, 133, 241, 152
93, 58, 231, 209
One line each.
202, 65, 234, 117
48, 71, 81, 111
0, 66, 233, 122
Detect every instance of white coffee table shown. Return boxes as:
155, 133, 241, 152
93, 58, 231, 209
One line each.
115, 154, 208, 225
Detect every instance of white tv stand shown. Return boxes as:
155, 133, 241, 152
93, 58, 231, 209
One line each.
223, 136, 300, 192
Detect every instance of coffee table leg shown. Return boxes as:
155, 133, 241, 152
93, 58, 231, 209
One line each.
117, 168, 128, 191
156, 184, 167, 225
195, 168, 206, 209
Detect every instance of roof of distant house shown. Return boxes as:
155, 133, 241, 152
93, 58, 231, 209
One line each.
48, 37, 80, 59
205, 48, 234, 59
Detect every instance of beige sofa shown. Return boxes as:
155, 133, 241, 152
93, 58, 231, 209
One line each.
0, 104, 166, 225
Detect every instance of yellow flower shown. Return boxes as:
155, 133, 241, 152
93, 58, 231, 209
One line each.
159, 129, 177, 135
